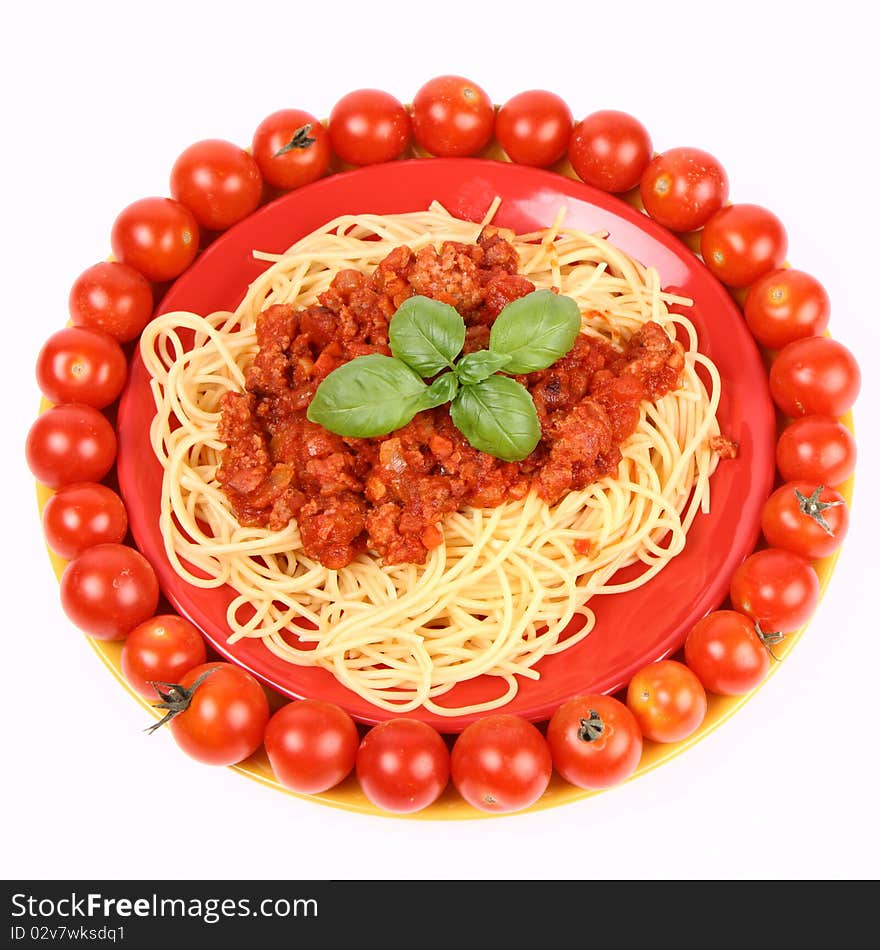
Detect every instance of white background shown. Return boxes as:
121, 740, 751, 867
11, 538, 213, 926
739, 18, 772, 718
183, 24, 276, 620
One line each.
3, 0, 878, 881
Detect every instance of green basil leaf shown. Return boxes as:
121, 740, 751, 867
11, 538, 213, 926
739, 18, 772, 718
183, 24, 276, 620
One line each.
488, 289, 582, 373
389, 295, 466, 377
421, 371, 459, 409
449, 376, 541, 462
455, 350, 512, 386
307, 354, 427, 437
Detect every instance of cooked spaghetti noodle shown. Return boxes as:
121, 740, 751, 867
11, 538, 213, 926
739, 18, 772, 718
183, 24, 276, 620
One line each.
141, 202, 723, 716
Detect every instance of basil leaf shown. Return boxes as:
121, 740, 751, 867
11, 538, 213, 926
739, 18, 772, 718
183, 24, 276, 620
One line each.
421, 371, 459, 409
307, 354, 428, 437
389, 295, 466, 377
450, 376, 541, 462
489, 289, 582, 373
455, 350, 512, 386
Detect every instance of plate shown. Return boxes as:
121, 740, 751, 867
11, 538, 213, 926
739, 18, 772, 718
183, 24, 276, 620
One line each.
116, 157, 776, 731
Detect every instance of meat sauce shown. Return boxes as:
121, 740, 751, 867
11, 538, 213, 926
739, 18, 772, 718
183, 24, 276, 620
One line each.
218, 230, 685, 569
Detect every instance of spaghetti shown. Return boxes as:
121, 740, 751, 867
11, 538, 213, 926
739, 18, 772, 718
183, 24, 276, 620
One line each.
141, 202, 723, 716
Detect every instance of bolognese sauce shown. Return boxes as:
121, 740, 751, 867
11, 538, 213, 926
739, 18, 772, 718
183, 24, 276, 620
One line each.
218, 230, 685, 569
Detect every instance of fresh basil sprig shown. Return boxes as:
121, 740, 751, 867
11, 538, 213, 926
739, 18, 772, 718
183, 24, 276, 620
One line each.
306, 290, 581, 460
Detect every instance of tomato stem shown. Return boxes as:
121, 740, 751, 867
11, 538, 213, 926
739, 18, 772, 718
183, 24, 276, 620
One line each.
796, 485, 844, 537
144, 667, 217, 734
274, 124, 316, 157
577, 710, 605, 742
755, 622, 786, 663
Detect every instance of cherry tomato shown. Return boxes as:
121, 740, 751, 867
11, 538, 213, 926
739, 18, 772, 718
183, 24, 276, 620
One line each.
42, 482, 128, 560
170, 139, 262, 232
495, 90, 573, 168
35, 327, 127, 409
164, 662, 269, 767
68, 261, 154, 343
411, 75, 494, 157
730, 548, 819, 633
451, 715, 551, 814
700, 204, 788, 287
626, 660, 707, 743
761, 482, 849, 560
111, 197, 200, 282
640, 147, 729, 232
744, 269, 830, 350
776, 415, 856, 486
546, 694, 642, 790
26, 404, 117, 488
684, 611, 771, 696
568, 110, 652, 193
121, 614, 207, 698
328, 89, 410, 166
769, 337, 860, 418
355, 719, 449, 813
251, 109, 331, 190
265, 700, 359, 795
60, 543, 159, 641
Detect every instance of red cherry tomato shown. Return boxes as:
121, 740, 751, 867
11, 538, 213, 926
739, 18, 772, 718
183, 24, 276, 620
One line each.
355, 719, 449, 813
121, 614, 207, 698
700, 204, 788, 287
251, 109, 331, 190
776, 416, 856, 486
164, 662, 269, 767
684, 610, 771, 696
328, 89, 411, 166
744, 269, 830, 350
568, 110, 652, 193
170, 139, 262, 232
761, 482, 849, 560
26, 404, 117, 488
640, 147, 729, 232
730, 548, 819, 633
495, 90, 573, 168
411, 75, 494, 157
60, 543, 159, 641
68, 261, 154, 342
451, 715, 551, 814
35, 327, 127, 409
626, 660, 707, 743
769, 337, 860, 418
546, 694, 642, 790
265, 700, 359, 795
42, 482, 128, 560
111, 196, 200, 282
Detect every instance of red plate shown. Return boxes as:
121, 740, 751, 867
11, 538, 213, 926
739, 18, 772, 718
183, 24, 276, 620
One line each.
117, 158, 775, 731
